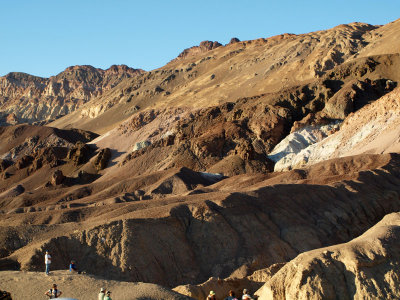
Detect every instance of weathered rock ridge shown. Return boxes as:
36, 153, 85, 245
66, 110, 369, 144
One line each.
46, 21, 400, 133
0, 65, 143, 125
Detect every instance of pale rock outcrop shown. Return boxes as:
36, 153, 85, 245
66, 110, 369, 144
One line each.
273, 88, 400, 171
132, 140, 151, 152
268, 123, 341, 171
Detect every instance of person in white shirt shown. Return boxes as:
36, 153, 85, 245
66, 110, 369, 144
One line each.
45, 250, 51, 275
98, 287, 106, 300
242, 289, 253, 300
45, 283, 62, 298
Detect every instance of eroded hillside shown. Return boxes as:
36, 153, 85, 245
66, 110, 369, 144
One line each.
1, 18, 400, 300
0, 65, 143, 125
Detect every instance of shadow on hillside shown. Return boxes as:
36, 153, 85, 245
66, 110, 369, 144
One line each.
26, 236, 128, 281
107, 149, 126, 168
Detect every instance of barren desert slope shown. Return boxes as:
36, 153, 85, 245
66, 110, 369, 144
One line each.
1, 18, 400, 300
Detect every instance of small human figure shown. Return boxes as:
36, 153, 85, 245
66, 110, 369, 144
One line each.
104, 290, 112, 300
207, 290, 216, 300
98, 287, 106, 300
45, 250, 51, 275
225, 290, 238, 300
45, 283, 62, 299
242, 289, 253, 300
69, 260, 81, 274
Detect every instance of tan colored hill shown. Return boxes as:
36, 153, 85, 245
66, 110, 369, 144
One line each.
0, 65, 143, 125
356, 18, 400, 58
49, 20, 400, 134
255, 212, 400, 299
1, 152, 400, 289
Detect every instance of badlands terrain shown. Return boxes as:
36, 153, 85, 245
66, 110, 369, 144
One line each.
1, 18, 400, 299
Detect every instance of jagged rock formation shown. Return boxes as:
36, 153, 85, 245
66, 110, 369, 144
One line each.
66, 142, 93, 166
0, 65, 143, 125
173, 40, 223, 62
93, 148, 112, 170
51, 170, 65, 186
255, 212, 400, 299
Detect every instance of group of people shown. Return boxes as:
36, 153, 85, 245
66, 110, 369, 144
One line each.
44, 250, 82, 275
44, 284, 112, 299
44, 250, 253, 300
98, 287, 112, 300
207, 288, 254, 300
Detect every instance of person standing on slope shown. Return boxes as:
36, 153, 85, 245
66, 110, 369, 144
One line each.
104, 290, 112, 300
242, 289, 253, 300
45, 250, 51, 275
225, 290, 238, 300
98, 287, 106, 300
45, 283, 62, 298
207, 290, 217, 300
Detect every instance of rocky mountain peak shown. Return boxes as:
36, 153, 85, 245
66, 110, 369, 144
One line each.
172, 40, 222, 62
228, 37, 240, 44
0, 64, 143, 125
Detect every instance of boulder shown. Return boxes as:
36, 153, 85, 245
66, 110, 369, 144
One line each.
2, 172, 11, 179
229, 37, 240, 44
133, 141, 151, 152
78, 170, 98, 183
51, 170, 65, 186
67, 142, 92, 165
93, 148, 112, 171
0, 159, 12, 172
15, 155, 33, 170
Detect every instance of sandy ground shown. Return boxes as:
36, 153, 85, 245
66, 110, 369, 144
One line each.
0, 270, 192, 300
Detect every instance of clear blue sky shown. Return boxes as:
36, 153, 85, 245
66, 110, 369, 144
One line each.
0, 0, 399, 78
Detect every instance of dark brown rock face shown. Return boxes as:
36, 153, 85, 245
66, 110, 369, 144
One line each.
51, 170, 65, 186
0, 159, 12, 172
93, 148, 112, 171
323, 78, 397, 119
229, 37, 240, 44
67, 143, 92, 165
15, 155, 33, 170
